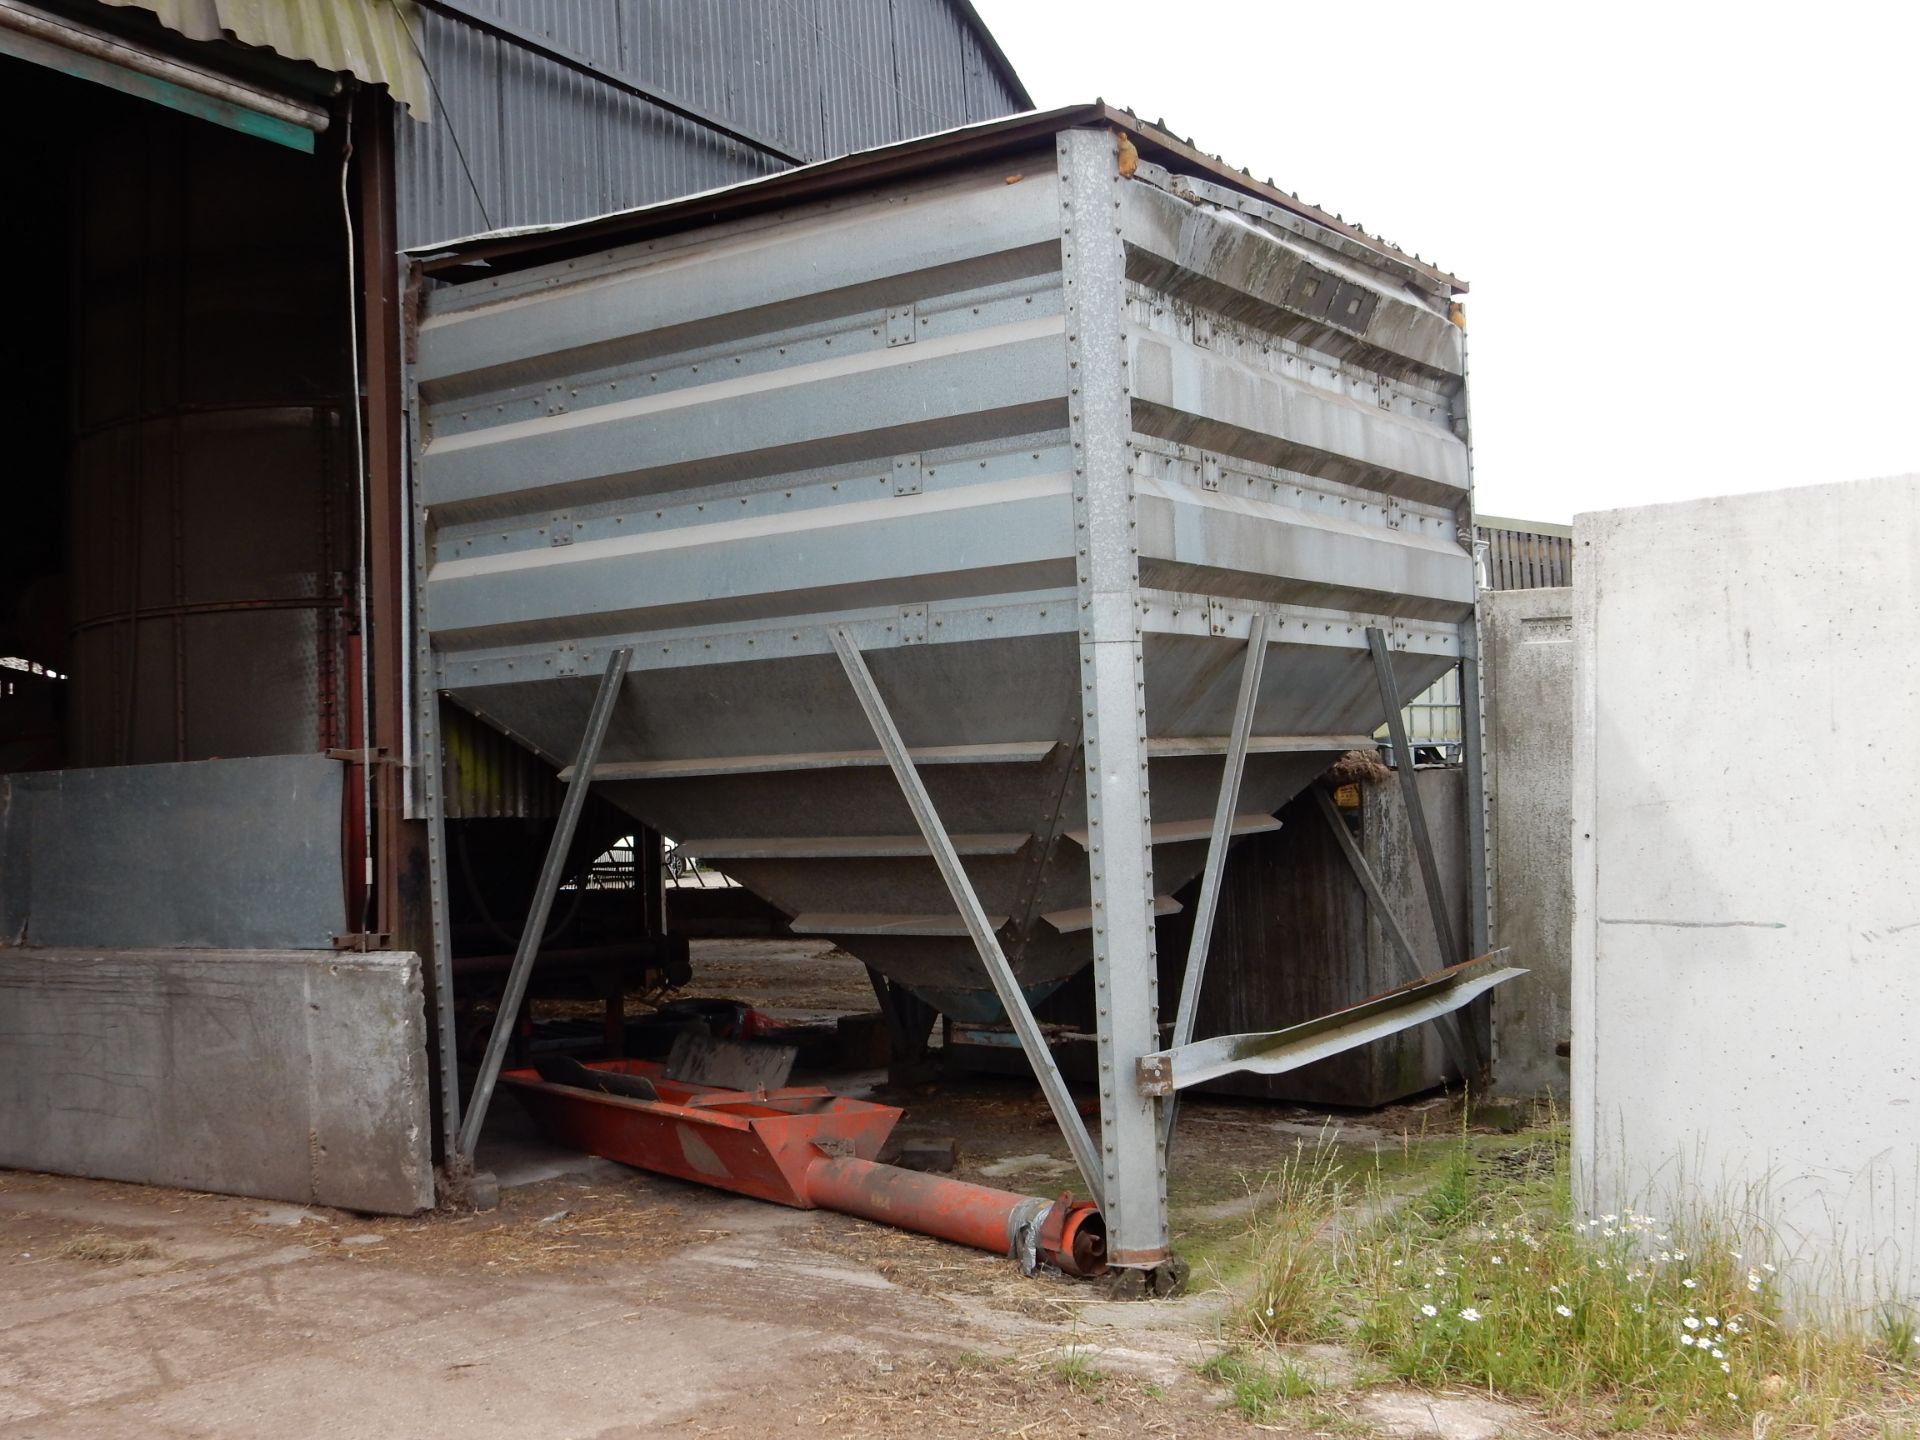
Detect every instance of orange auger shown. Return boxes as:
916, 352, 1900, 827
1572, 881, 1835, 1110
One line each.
501, 1058, 1106, 1276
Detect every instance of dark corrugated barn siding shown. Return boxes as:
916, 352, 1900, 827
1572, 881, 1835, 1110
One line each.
396, 0, 1028, 247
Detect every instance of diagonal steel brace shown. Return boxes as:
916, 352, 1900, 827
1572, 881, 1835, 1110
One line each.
457, 646, 633, 1161
1364, 625, 1484, 1078
831, 628, 1105, 1206
1163, 612, 1269, 1144
1311, 785, 1476, 1080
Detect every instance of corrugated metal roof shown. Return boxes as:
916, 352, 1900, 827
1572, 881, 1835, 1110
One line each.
391, 0, 1028, 248
410, 101, 1469, 294
97, 0, 431, 116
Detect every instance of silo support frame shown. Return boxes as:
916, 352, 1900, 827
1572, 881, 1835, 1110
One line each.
1059, 125, 1171, 1274
831, 630, 1106, 1208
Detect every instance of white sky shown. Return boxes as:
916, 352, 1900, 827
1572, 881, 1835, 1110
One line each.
971, 2, 1920, 523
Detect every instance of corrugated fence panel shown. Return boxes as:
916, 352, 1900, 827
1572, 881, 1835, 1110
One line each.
1481, 526, 1573, 590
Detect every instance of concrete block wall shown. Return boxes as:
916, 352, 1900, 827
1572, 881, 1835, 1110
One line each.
0, 948, 434, 1214
1482, 587, 1575, 1100
1572, 475, 1920, 1317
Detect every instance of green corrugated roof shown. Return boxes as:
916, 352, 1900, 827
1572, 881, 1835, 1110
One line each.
98, 0, 428, 117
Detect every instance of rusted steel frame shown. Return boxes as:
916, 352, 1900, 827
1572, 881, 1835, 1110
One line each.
1163, 612, 1269, 1141
829, 627, 1104, 1207
456, 646, 633, 1160
1310, 785, 1475, 1080
355, 94, 417, 950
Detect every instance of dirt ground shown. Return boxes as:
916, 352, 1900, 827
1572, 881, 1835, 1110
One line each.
0, 939, 1475, 1440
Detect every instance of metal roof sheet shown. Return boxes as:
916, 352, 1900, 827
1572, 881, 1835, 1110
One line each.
409, 101, 1467, 293
97, 0, 430, 116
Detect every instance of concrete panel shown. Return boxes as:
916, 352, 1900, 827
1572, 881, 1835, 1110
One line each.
1482, 587, 1574, 1099
0, 755, 346, 950
0, 948, 433, 1214
1572, 475, 1920, 1316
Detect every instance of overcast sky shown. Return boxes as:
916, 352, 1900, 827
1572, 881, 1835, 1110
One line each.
971, 2, 1920, 523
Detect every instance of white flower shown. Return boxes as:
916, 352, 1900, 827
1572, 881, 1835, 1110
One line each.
1674, 1250, 1687, 1260
1555, 1304, 1573, 1318
1683, 1317, 1702, 1330
1712, 1348, 1725, 1360
1762, 1262, 1776, 1273
1726, 1321, 1742, 1335
1720, 1362, 1732, 1374
1459, 1308, 1481, 1322
1732, 1251, 1743, 1261
1682, 1277, 1698, 1289
1392, 1259, 1403, 1268
1680, 1335, 1696, 1347
1491, 1255, 1504, 1265
1421, 1303, 1438, 1317
1747, 1278, 1761, 1293
1728, 1392, 1739, 1400
1705, 1316, 1719, 1327
1603, 1214, 1617, 1223
1632, 1303, 1645, 1314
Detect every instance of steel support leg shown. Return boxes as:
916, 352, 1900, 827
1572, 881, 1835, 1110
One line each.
456, 646, 633, 1161
1058, 125, 1169, 1274
831, 629, 1105, 1205
419, 692, 463, 1171
1311, 785, 1476, 1080
1163, 612, 1269, 1146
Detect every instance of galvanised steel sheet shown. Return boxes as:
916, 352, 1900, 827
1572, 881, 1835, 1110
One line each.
410, 113, 1473, 1025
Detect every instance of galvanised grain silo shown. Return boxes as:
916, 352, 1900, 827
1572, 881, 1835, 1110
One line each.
409, 105, 1487, 1281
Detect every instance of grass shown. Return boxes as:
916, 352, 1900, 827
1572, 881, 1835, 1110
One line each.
1207, 1123, 1919, 1437
1197, 1346, 1319, 1420
1052, 1346, 1105, 1394
53, 1232, 160, 1264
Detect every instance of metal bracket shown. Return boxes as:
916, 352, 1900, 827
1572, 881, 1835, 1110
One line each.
456, 646, 634, 1161
898, 605, 928, 644
885, 304, 916, 347
892, 454, 922, 496
830, 627, 1105, 1207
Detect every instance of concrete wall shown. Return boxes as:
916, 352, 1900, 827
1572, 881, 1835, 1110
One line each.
1572, 475, 1920, 1317
1482, 587, 1575, 1099
0, 948, 434, 1214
